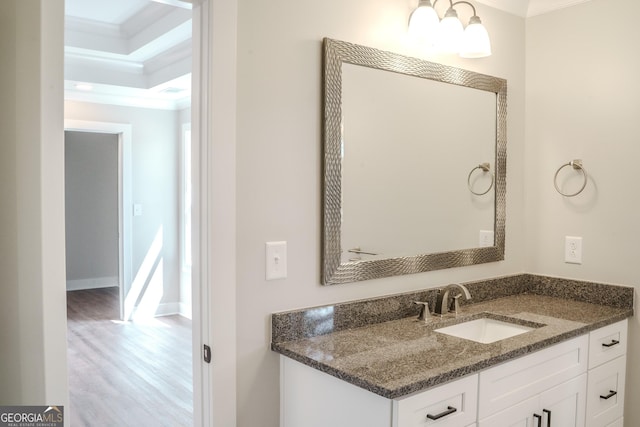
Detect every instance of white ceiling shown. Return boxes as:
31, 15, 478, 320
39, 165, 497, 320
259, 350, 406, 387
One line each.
64, 0, 591, 110
64, 0, 193, 110
475, 0, 593, 17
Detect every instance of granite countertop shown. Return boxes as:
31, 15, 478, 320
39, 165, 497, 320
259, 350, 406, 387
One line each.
271, 275, 634, 400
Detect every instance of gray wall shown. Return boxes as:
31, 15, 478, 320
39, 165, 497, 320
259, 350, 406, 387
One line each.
65, 131, 119, 289
236, 0, 526, 425
0, 0, 21, 401
525, 0, 640, 423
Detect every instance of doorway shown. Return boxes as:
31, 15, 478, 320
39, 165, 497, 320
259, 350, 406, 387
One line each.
64, 130, 120, 298
63, 119, 194, 425
64, 121, 132, 321
59, 0, 226, 424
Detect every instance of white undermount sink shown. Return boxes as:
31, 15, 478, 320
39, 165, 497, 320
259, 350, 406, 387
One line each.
435, 317, 535, 344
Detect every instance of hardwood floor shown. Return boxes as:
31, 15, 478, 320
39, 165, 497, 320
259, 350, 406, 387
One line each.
67, 287, 193, 427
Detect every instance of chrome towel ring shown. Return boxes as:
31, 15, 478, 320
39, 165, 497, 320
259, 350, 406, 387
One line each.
467, 163, 494, 196
554, 159, 587, 197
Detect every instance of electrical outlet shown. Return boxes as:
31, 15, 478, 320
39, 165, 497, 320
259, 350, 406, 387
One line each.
479, 230, 494, 247
565, 236, 582, 264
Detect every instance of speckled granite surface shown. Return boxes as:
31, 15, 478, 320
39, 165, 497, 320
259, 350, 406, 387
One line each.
271, 274, 634, 399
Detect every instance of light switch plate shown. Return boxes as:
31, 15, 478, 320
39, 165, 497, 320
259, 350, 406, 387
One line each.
266, 241, 287, 280
133, 204, 143, 216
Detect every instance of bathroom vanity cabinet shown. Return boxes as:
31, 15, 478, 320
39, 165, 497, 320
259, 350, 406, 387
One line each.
280, 356, 478, 427
477, 335, 588, 426
586, 320, 627, 427
280, 319, 628, 427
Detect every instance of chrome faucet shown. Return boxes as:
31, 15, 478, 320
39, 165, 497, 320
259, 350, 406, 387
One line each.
434, 284, 472, 316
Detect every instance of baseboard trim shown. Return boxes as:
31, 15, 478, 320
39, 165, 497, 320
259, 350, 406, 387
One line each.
155, 302, 181, 316
67, 277, 118, 291
132, 302, 182, 319
179, 302, 192, 320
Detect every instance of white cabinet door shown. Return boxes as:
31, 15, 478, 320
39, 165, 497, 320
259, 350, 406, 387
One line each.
478, 335, 588, 419
539, 373, 587, 427
478, 395, 539, 427
479, 374, 586, 427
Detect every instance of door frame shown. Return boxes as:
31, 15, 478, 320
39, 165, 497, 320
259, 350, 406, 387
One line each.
62, 0, 237, 424
64, 120, 132, 321
192, 0, 237, 424
191, 1, 209, 424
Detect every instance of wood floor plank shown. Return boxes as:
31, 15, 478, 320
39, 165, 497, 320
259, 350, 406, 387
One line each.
67, 288, 193, 427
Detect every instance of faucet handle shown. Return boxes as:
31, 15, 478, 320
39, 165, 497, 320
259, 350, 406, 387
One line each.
413, 301, 431, 323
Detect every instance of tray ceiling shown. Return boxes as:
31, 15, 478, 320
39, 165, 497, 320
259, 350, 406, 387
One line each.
64, 0, 593, 109
475, 0, 593, 17
64, 0, 193, 110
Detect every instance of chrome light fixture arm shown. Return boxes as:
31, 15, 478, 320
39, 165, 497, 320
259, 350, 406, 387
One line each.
451, 1, 478, 17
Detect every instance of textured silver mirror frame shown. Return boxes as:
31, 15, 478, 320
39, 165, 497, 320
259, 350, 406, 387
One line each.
322, 38, 507, 285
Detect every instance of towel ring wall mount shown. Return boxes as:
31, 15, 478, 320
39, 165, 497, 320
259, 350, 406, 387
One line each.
467, 162, 495, 196
554, 159, 588, 197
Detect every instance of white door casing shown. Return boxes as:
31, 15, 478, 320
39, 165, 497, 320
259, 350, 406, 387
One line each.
64, 120, 132, 321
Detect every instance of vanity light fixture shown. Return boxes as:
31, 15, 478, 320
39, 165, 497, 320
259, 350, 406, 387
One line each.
407, 0, 440, 47
408, 0, 492, 58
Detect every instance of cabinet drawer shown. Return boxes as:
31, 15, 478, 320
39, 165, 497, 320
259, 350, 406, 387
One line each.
393, 374, 477, 427
586, 356, 626, 427
478, 334, 588, 419
588, 320, 627, 369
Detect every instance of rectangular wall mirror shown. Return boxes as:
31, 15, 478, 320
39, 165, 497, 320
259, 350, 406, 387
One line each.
322, 38, 507, 285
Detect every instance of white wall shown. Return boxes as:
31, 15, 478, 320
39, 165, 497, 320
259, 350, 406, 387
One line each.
65, 101, 182, 313
178, 107, 192, 317
0, 0, 68, 413
236, 0, 526, 425
525, 0, 640, 423
65, 131, 119, 289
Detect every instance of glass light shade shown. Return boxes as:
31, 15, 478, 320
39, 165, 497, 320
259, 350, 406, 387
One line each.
460, 17, 492, 58
408, 2, 440, 46
437, 9, 463, 54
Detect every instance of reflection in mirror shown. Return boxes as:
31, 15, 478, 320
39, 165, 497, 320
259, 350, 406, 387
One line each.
342, 63, 496, 262
322, 38, 507, 285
